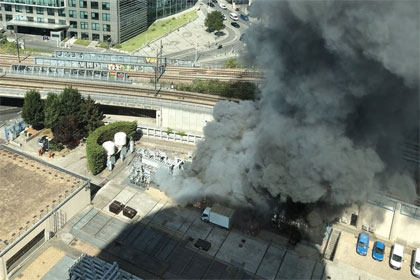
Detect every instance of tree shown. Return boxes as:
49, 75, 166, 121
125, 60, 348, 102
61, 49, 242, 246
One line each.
205, 11, 225, 35
43, 92, 62, 128
52, 115, 83, 149
80, 96, 104, 135
60, 86, 83, 118
22, 89, 44, 129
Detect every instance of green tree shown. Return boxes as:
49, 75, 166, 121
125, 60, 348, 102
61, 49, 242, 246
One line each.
60, 86, 83, 118
21, 89, 44, 129
52, 115, 83, 149
205, 11, 225, 36
224, 58, 238, 69
43, 92, 62, 128
80, 96, 104, 135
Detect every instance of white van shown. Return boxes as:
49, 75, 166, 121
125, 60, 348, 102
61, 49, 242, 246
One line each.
229, 12, 238, 21
413, 248, 420, 277
390, 244, 404, 270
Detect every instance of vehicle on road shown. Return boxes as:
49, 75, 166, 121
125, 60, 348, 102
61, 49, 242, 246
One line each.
372, 241, 385, 261
390, 243, 404, 270
223, 15, 227, 20
239, 33, 245, 41
217, 44, 223, 49
412, 248, 420, 277
201, 203, 235, 229
231, 22, 240, 28
219, 3, 227, 9
240, 13, 249, 21
194, 239, 211, 251
356, 232, 369, 256
229, 12, 239, 21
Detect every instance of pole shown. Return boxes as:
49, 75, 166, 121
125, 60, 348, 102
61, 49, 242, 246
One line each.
195, 36, 198, 63
15, 34, 21, 63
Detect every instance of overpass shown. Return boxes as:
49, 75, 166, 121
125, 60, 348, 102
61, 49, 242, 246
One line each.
0, 74, 218, 135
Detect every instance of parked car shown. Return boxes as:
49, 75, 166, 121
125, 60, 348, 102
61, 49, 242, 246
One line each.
223, 15, 227, 20
231, 22, 240, 28
240, 13, 249, 21
219, 3, 227, 9
217, 44, 223, 49
239, 33, 245, 41
372, 241, 385, 261
194, 239, 211, 251
38, 136, 48, 147
211, 0, 217, 3
356, 232, 369, 256
390, 243, 404, 270
229, 12, 239, 21
207, 2, 215, 7
412, 248, 420, 277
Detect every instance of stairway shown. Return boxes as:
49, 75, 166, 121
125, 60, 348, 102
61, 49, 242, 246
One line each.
324, 228, 341, 261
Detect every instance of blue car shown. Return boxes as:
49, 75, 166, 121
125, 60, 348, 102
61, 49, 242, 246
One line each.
372, 241, 385, 261
240, 13, 249, 21
356, 232, 369, 256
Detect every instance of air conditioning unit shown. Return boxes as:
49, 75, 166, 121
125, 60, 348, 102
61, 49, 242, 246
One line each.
123, 206, 137, 219
109, 201, 124, 214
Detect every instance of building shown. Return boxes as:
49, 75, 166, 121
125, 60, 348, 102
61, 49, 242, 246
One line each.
0, 0, 197, 43
0, 145, 90, 280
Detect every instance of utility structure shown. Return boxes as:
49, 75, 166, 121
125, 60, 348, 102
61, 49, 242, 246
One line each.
154, 40, 167, 96
14, 34, 24, 63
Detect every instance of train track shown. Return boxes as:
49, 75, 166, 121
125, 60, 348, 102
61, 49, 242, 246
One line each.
0, 54, 264, 83
0, 74, 238, 106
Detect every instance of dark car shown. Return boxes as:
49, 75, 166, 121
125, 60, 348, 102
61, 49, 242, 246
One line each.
194, 239, 211, 251
217, 44, 223, 49
211, 0, 217, 3
207, 2, 215, 7
239, 33, 245, 41
231, 22, 240, 28
240, 13, 249, 21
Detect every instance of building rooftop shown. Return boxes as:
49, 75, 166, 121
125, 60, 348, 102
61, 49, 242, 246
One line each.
0, 146, 86, 251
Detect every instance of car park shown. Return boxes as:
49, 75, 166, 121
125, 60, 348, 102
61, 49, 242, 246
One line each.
219, 3, 227, 9
231, 22, 240, 28
356, 232, 369, 256
240, 13, 249, 21
390, 243, 404, 270
412, 248, 420, 277
372, 241, 385, 261
229, 12, 239, 21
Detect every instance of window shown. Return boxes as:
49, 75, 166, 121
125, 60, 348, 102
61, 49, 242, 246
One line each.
92, 33, 100, 41
15, 6, 22, 12
0, 15, 3, 21
91, 23, 99, 30
27, 16, 34, 22
6, 15, 13, 21
59, 19, 66, 25
68, 0, 76, 7
102, 13, 110, 21
48, 18, 55, 24
26, 6, 33, 13
80, 11, 88, 19
5, 4, 12, 12
58, 9, 65, 17
91, 1, 98, 9
79, 0, 87, 8
103, 34, 111, 42
47, 8, 54, 15
68, 10, 76, 18
5, 231, 45, 271
36, 7, 44, 15
103, 24, 110, 32
16, 15, 24, 21
91, 12, 99, 20
80, 22, 88, 29
81, 32, 89, 40
102, 2, 110, 10
70, 21, 77, 28
37, 17, 45, 22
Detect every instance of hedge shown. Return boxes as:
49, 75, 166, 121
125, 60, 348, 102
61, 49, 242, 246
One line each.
86, 121, 137, 175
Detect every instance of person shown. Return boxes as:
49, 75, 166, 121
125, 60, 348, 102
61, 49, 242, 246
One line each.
170, 82, 174, 90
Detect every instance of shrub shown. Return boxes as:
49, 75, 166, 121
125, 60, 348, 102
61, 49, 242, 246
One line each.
114, 44, 122, 49
86, 121, 137, 175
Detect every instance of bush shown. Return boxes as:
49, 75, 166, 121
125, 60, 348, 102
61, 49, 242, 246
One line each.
114, 44, 122, 49
49, 140, 64, 152
86, 121, 137, 175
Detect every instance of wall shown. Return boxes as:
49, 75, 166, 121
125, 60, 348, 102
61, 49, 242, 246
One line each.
160, 107, 212, 134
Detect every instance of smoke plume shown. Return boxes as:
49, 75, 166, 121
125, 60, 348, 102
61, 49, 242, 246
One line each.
156, 0, 419, 211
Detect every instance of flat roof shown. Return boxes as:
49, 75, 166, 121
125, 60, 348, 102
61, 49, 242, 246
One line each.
0, 146, 86, 251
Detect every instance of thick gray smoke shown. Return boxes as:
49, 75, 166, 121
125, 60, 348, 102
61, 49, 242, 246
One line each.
156, 0, 419, 210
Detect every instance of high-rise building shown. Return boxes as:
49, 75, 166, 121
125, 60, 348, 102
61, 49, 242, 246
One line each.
0, 0, 197, 43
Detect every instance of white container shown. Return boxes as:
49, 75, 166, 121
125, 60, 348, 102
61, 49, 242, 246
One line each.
102, 141, 115, 155
114, 132, 127, 147
201, 204, 235, 229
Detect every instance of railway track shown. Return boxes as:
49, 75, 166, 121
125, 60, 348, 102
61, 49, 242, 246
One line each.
0, 74, 238, 106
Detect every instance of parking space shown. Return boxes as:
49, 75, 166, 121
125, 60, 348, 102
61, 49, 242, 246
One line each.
334, 231, 416, 279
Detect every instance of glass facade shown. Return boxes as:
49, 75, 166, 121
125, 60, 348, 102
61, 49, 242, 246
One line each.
147, 0, 197, 24
0, 0, 62, 7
